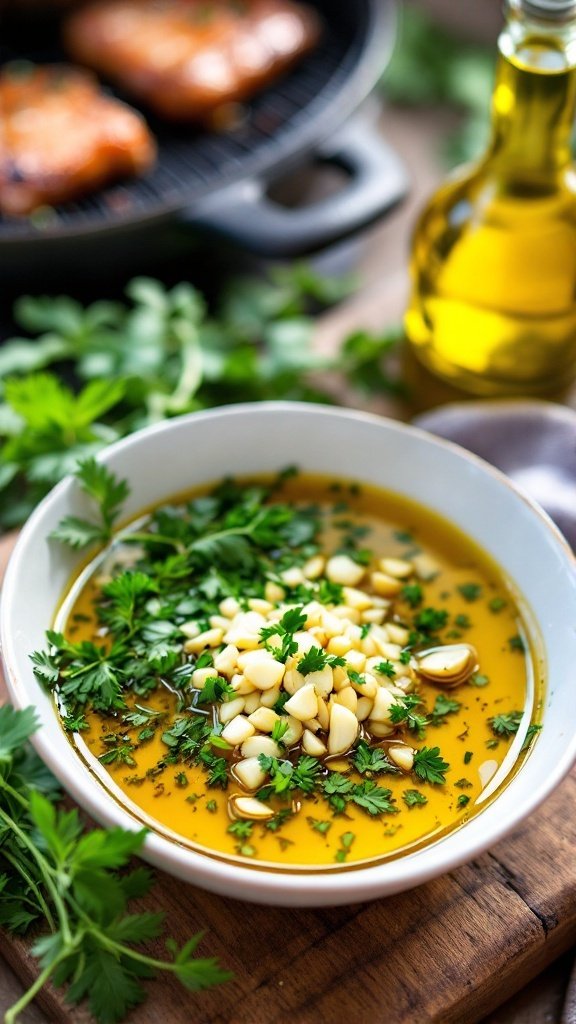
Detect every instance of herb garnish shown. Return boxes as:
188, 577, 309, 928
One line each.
0, 270, 401, 530
402, 789, 428, 808
413, 747, 450, 785
488, 711, 524, 737
429, 694, 461, 727
0, 706, 230, 1024
297, 646, 345, 676
458, 583, 482, 603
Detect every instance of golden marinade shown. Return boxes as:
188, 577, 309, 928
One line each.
55, 474, 541, 870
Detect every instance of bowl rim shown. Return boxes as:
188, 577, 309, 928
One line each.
414, 396, 576, 431
2, 400, 576, 905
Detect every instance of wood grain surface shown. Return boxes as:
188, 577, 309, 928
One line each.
1, 510, 576, 1024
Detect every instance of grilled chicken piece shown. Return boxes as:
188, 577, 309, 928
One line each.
0, 65, 156, 216
65, 0, 321, 120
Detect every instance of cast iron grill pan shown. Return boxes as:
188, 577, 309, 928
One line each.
0, 0, 406, 266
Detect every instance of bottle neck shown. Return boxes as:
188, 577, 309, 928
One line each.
488, 7, 576, 179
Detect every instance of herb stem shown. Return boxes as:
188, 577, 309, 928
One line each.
122, 532, 184, 552
0, 805, 72, 946
4, 953, 69, 1024
2, 849, 57, 932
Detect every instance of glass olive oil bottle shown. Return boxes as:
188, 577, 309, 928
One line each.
405, 0, 576, 395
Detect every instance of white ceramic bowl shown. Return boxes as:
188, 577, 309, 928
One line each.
2, 403, 576, 907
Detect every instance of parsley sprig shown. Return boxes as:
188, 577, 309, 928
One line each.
0, 705, 230, 1024
413, 747, 450, 785
0, 269, 401, 530
488, 711, 524, 737
297, 646, 345, 676
49, 457, 129, 549
255, 755, 398, 818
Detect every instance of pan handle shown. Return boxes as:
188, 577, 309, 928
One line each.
185, 114, 408, 257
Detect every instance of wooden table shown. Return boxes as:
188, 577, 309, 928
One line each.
1, 103, 576, 1024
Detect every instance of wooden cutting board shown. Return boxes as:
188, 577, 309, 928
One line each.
0, 529, 575, 1024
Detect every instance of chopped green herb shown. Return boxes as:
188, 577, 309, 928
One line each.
389, 695, 428, 738
402, 789, 428, 808
401, 583, 423, 608
429, 694, 461, 726
335, 831, 356, 863
489, 596, 507, 613
489, 711, 524, 737
394, 530, 414, 544
463, 751, 473, 765
261, 607, 307, 662
307, 817, 332, 835
0, 706, 230, 1024
414, 607, 449, 633
521, 723, 542, 751
413, 747, 450, 785
197, 676, 235, 704
458, 583, 482, 603
227, 820, 254, 839
508, 634, 526, 653
351, 781, 397, 816
454, 778, 473, 789
297, 646, 345, 676
469, 673, 489, 687
457, 794, 471, 810
375, 660, 397, 679
352, 741, 396, 776
454, 613, 471, 629
49, 458, 129, 550
271, 719, 289, 744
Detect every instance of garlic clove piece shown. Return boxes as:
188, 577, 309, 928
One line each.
416, 644, 479, 688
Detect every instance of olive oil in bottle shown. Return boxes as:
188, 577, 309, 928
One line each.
405, 0, 576, 395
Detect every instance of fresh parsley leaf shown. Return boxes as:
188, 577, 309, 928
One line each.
401, 583, 423, 608
0, 707, 230, 1023
375, 660, 397, 679
402, 789, 428, 808
307, 817, 332, 835
352, 741, 395, 776
335, 831, 356, 863
297, 646, 345, 675
457, 583, 482, 602
414, 607, 449, 633
197, 677, 235, 704
260, 607, 307, 662
413, 746, 450, 785
454, 778, 473, 789
508, 634, 526, 653
429, 694, 461, 726
271, 719, 289, 744
51, 459, 129, 549
488, 711, 524, 737
0, 704, 39, 761
469, 673, 489, 687
454, 614, 471, 629
389, 695, 428, 738
457, 794, 471, 810
351, 781, 397, 816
